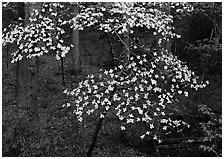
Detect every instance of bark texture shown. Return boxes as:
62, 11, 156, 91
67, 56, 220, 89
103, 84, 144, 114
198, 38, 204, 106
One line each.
71, 3, 81, 74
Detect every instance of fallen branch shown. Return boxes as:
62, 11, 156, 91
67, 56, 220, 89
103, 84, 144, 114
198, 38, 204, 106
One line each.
125, 136, 222, 151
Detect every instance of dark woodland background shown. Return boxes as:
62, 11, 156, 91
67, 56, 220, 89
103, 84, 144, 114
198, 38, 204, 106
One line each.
2, 2, 222, 157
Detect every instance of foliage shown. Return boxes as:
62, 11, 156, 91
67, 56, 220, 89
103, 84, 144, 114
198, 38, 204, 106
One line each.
2, 0, 209, 145
173, 2, 222, 75
2, 3, 73, 62
198, 104, 222, 157
64, 44, 209, 140
60, 2, 211, 143
186, 35, 221, 74
2, 2, 221, 157
78, 3, 176, 38
2, 2, 185, 63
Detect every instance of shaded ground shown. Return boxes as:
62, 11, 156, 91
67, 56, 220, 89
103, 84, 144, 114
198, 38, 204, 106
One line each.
2, 49, 222, 156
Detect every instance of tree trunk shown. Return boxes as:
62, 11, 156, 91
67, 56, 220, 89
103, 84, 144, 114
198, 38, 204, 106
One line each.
4, 3, 40, 156
4, 3, 29, 155
71, 3, 81, 74
29, 57, 40, 119
15, 2, 40, 119
60, 56, 66, 86
123, 26, 130, 60
6, 44, 9, 69
16, 58, 29, 109
86, 85, 116, 156
15, 2, 30, 109
27, 3, 41, 119
106, 35, 116, 66
86, 113, 106, 157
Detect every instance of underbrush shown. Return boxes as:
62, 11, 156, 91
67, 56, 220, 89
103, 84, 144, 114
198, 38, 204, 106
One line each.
2, 54, 222, 157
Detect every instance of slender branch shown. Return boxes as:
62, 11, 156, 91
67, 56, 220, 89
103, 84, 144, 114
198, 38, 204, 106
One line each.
196, 8, 220, 31
210, 148, 220, 157
114, 30, 130, 55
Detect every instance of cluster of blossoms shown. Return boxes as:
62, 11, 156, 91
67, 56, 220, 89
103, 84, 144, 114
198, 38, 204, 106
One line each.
2, 2, 72, 62
2, 2, 193, 63
77, 2, 180, 41
64, 47, 209, 139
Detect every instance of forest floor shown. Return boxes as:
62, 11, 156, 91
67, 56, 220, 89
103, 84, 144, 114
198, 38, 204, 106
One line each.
2, 52, 222, 157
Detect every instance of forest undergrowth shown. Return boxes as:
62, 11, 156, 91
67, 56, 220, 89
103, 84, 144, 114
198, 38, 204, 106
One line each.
2, 50, 222, 157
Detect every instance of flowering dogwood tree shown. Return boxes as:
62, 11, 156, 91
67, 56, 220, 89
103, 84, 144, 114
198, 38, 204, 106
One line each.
2, 2, 210, 156
62, 2, 209, 156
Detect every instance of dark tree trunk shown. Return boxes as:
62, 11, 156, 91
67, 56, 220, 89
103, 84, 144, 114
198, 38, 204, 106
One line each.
16, 58, 29, 109
106, 35, 116, 66
26, 3, 41, 120
29, 57, 40, 119
86, 113, 106, 157
60, 56, 66, 86
6, 44, 9, 69
71, 3, 81, 74
15, 2, 41, 117
4, 3, 40, 156
86, 85, 117, 156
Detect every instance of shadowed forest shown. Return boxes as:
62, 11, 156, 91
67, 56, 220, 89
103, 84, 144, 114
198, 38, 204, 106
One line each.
2, 2, 222, 157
